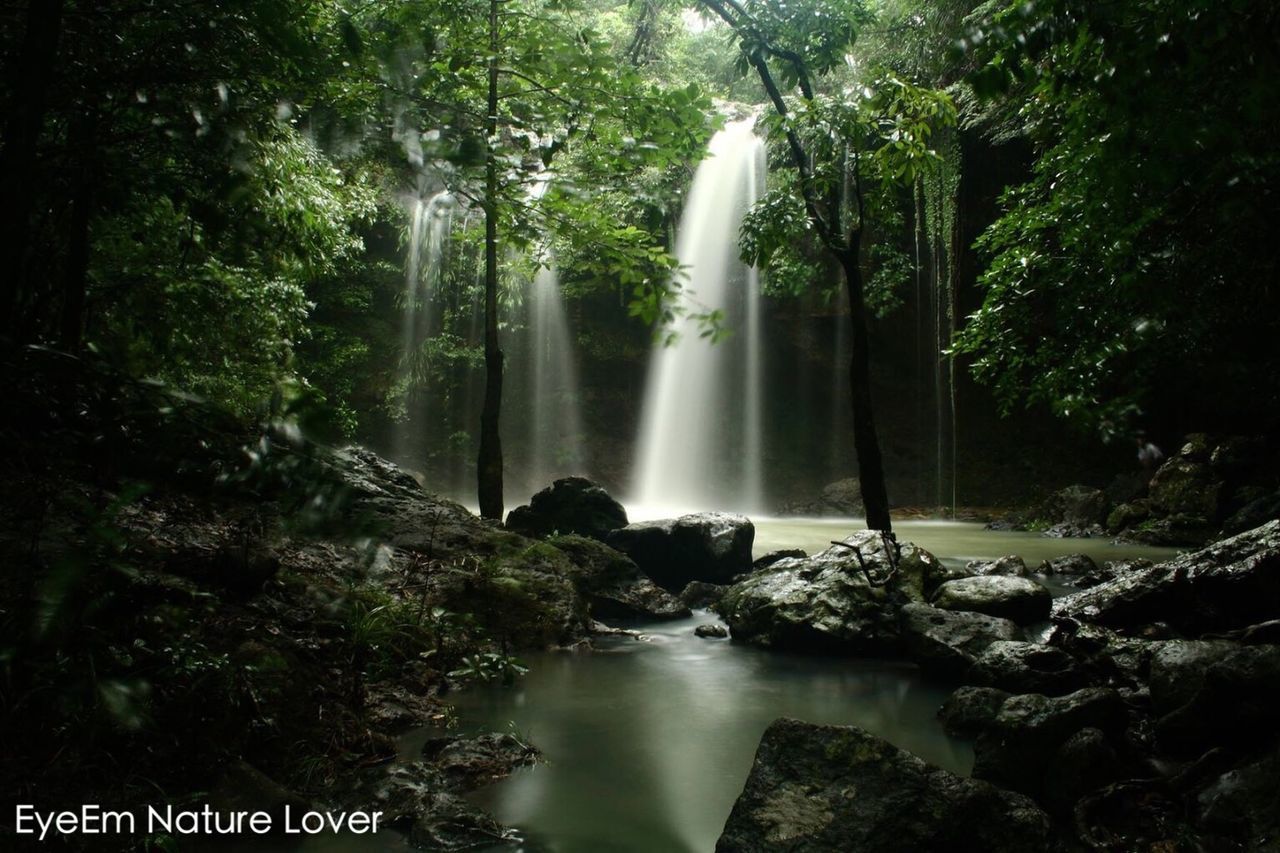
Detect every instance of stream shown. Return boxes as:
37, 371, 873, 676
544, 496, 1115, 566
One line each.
308, 518, 1181, 853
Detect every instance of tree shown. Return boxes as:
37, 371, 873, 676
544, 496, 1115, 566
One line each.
954, 0, 1280, 440
696, 0, 953, 532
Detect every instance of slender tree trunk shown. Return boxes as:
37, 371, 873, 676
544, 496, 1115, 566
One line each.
838, 243, 892, 533
0, 0, 66, 335
476, 0, 504, 519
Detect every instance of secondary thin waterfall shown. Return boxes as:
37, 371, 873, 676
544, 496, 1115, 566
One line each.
525, 262, 586, 490
631, 118, 766, 514
395, 188, 454, 462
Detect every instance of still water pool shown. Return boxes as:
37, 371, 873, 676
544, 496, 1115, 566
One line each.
304, 518, 1181, 853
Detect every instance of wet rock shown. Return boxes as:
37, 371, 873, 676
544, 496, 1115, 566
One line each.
778, 478, 864, 517
968, 641, 1088, 696
715, 718, 1058, 853
1044, 727, 1120, 816
421, 732, 539, 790
967, 555, 1030, 577
680, 580, 728, 610
695, 623, 729, 639
1054, 520, 1280, 635
1196, 746, 1280, 848
1038, 554, 1098, 576
1041, 485, 1109, 529
1107, 500, 1151, 534
1148, 640, 1240, 716
607, 512, 754, 590
546, 534, 689, 621
371, 763, 510, 851
719, 533, 938, 656
937, 686, 1011, 737
1154, 643, 1280, 756
753, 549, 806, 570
972, 688, 1127, 799
1222, 489, 1280, 537
1149, 456, 1224, 523
932, 576, 1052, 625
899, 603, 1023, 680
505, 477, 628, 541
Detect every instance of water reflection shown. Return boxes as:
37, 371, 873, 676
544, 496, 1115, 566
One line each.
453, 612, 969, 853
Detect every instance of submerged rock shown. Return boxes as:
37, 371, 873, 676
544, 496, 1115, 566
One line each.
719, 532, 937, 656
546, 534, 689, 621
932, 575, 1052, 625
607, 512, 754, 590
505, 477, 628, 541
899, 603, 1023, 680
1053, 520, 1280, 635
715, 718, 1058, 853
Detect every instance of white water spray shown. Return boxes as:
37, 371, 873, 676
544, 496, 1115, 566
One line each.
631, 118, 766, 514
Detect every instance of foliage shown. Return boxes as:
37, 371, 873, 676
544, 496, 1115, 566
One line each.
953, 0, 1280, 437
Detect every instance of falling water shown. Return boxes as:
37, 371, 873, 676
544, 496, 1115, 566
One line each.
524, 262, 586, 490
631, 118, 766, 514
395, 189, 454, 462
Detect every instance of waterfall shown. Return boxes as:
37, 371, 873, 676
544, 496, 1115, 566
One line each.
524, 262, 586, 490
395, 188, 454, 462
631, 118, 766, 514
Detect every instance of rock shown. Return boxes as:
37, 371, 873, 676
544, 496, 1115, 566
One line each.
1147, 640, 1240, 717
753, 549, 807, 570
505, 477, 628, 541
1044, 727, 1120, 816
932, 576, 1052, 625
1037, 554, 1098, 576
1149, 456, 1224, 523
719, 533, 938, 656
1222, 489, 1280, 537
1154, 643, 1280, 756
695, 623, 729, 639
1053, 520, 1280, 635
967, 555, 1030, 577
937, 686, 1011, 737
422, 732, 539, 790
924, 559, 974, 595
972, 688, 1127, 799
607, 512, 754, 590
715, 719, 1058, 853
679, 580, 728, 610
371, 763, 510, 851
899, 603, 1023, 680
1041, 484, 1109, 528
1106, 500, 1151, 533
968, 641, 1088, 696
546, 534, 689, 621
1196, 747, 1280, 848
776, 478, 865, 517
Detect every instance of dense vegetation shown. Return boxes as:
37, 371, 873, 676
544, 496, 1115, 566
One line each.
2, 0, 1278, 848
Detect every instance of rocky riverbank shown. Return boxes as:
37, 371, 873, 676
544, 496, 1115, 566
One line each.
710, 520, 1280, 850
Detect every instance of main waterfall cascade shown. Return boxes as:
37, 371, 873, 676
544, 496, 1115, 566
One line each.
631, 118, 767, 515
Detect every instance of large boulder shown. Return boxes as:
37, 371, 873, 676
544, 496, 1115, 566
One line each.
972, 688, 1128, 799
1053, 520, 1280, 635
1153, 643, 1280, 756
968, 641, 1089, 696
932, 576, 1052, 625
968, 555, 1030, 577
937, 686, 1011, 737
719, 532, 938, 656
715, 719, 1059, 853
546, 534, 689, 621
505, 477, 628, 541
1039, 484, 1108, 537
899, 603, 1023, 680
778, 478, 865, 517
607, 512, 754, 590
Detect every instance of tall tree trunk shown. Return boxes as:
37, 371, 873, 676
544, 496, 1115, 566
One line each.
0, 0, 65, 335
476, 0, 504, 519
838, 243, 892, 533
